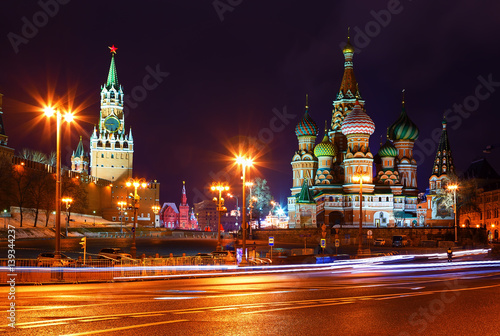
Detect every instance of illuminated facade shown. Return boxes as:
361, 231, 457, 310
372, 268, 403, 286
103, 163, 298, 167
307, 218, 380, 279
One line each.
288, 35, 420, 229
89, 47, 134, 182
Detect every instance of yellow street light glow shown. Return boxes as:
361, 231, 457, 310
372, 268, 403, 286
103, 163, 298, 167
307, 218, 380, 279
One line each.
447, 184, 458, 191
236, 155, 254, 167
44, 106, 55, 117
126, 181, 131, 187
352, 174, 369, 182
63, 111, 74, 122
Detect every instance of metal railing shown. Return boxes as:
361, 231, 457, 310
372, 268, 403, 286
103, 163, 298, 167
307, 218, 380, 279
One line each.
0, 256, 238, 284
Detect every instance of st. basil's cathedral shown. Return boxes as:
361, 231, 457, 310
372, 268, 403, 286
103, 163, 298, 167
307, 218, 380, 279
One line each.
287, 36, 454, 229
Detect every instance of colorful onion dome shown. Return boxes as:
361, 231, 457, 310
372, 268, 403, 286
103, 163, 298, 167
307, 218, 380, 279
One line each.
340, 101, 375, 135
388, 93, 419, 141
314, 133, 336, 157
379, 139, 397, 157
295, 95, 318, 137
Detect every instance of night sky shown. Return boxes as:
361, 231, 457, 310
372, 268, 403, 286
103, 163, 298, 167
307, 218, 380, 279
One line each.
1, 1, 500, 210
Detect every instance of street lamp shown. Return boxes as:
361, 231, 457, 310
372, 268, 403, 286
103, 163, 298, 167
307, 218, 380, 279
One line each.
126, 178, 148, 258
352, 172, 370, 256
43, 106, 73, 261
211, 182, 230, 251
61, 197, 73, 238
447, 184, 459, 243
236, 155, 254, 265
118, 201, 127, 234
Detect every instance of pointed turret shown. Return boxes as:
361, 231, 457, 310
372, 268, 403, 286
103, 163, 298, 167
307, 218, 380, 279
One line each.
71, 135, 88, 174
129, 127, 133, 141
106, 45, 119, 90
338, 28, 361, 101
181, 181, 187, 205
74, 136, 85, 158
431, 116, 455, 178
297, 179, 315, 204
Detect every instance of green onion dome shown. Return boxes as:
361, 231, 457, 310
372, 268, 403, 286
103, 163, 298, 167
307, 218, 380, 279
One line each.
314, 134, 336, 157
378, 139, 398, 157
295, 109, 318, 137
388, 102, 419, 141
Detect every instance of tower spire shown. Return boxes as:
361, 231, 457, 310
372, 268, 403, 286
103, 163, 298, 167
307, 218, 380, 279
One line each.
106, 45, 119, 89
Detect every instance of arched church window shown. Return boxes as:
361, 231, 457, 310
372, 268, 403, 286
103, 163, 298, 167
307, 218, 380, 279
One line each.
123, 142, 128, 149
111, 154, 114, 159
106, 141, 111, 148
97, 141, 103, 148
115, 141, 121, 148
101, 154, 104, 158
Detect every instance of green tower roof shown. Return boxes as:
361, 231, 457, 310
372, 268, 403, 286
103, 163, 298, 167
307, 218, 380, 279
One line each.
297, 179, 315, 204
106, 46, 119, 89
74, 136, 85, 158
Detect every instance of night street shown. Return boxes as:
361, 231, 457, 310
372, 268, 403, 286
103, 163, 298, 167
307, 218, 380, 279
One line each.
2, 257, 499, 335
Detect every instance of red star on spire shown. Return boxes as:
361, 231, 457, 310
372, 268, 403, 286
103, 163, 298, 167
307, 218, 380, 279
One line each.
109, 45, 118, 54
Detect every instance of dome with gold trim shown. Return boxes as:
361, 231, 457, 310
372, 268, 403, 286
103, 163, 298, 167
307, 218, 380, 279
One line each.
314, 134, 336, 157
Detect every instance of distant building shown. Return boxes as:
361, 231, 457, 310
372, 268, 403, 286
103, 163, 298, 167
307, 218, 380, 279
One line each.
159, 182, 198, 229
194, 199, 239, 232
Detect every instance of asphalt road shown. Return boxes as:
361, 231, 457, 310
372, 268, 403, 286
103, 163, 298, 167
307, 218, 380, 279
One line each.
2, 257, 500, 335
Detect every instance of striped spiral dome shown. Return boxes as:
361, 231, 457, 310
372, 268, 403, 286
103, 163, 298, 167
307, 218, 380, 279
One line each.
341, 102, 375, 135
295, 110, 318, 137
378, 139, 398, 157
388, 105, 419, 141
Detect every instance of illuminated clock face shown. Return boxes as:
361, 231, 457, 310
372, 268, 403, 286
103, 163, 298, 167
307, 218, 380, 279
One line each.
104, 116, 120, 132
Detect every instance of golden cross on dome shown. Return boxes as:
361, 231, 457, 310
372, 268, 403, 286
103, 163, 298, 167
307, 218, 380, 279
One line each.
109, 45, 118, 54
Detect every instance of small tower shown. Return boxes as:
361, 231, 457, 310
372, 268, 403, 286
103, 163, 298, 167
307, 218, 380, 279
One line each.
330, 29, 365, 163
179, 181, 190, 229
90, 46, 134, 182
388, 91, 419, 195
71, 136, 89, 173
429, 116, 455, 191
314, 122, 336, 185
291, 95, 318, 194
291, 179, 317, 229
341, 100, 375, 194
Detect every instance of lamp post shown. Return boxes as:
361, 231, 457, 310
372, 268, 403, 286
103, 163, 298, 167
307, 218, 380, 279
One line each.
447, 184, 459, 243
118, 201, 126, 233
236, 155, 254, 265
62, 197, 73, 238
43, 106, 73, 261
212, 183, 229, 251
353, 172, 369, 256
93, 210, 96, 226
126, 178, 147, 258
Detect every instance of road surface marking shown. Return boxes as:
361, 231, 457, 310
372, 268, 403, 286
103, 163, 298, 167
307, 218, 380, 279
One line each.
131, 313, 165, 318
242, 301, 352, 314
78, 317, 121, 323
212, 307, 238, 311
61, 319, 188, 336
18, 321, 69, 329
